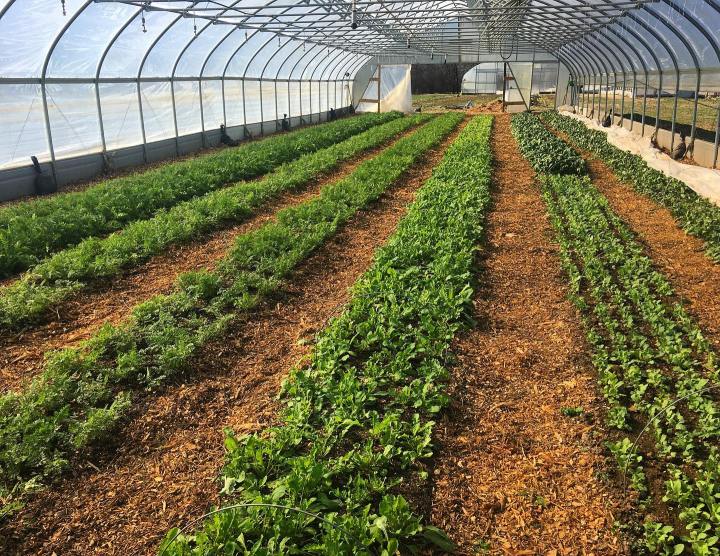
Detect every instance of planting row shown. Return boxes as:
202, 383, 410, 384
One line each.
0, 114, 428, 329
510, 112, 585, 176
541, 110, 720, 264
0, 113, 463, 517
513, 113, 720, 555
161, 115, 494, 555
546, 173, 720, 554
0, 112, 400, 279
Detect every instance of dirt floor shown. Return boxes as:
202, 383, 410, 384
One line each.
412, 93, 500, 113
583, 155, 720, 353
429, 114, 629, 555
0, 121, 466, 556
0, 127, 419, 394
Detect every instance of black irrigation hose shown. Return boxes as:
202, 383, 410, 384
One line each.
159, 503, 374, 555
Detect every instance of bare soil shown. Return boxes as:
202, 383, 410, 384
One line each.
429, 114, 628, 555
0, 121, 465, 556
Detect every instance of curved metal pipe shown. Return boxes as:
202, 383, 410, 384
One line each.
40, 0, 94, 180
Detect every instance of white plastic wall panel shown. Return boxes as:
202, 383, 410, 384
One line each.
223, 80, 245, 126
99, 82, 142, 151
261, 81, 277, 121
140, 81, 175, 142
200, 80, 224, 130
300, 81, 312, 115
319, 82, 329, 112
243, 80, 262, 123
288, 81, 302, 117
174, 80, 202, 135
0, 83, 47, 168
46, 82, 101, 159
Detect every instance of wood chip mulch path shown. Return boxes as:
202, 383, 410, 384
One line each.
0, 127, 418, 394
0, 120, 466, 556
583, 153, 720, 352
429, 114, 629, 555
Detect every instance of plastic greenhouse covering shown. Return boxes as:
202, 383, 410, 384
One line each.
0, 0, 370, 172
1, 0, 720, 178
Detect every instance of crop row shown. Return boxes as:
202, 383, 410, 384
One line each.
161, 115, 494, 555
510, 112, 585, 176
0, 112, 400, 279
0, 113, 463, 516
541, 110, 720, 263
545, 174, 720, 555
0, 114, 428, 329
512, 113, 719, 555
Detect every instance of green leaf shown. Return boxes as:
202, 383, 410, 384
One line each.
422, 525, 456, 553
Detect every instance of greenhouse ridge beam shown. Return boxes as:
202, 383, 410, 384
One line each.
96, 0, 661, 57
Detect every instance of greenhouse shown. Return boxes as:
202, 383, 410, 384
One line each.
0, 1, 720, 554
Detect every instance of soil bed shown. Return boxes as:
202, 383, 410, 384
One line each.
0, 120, 465, 556
429, 114, 628, 554
0, 129, 417, 394
582, 152, 720, 352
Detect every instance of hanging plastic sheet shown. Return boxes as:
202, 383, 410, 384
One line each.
461, 63, 501, 94
357, 64, 412, 113
505, 62, 533, 112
